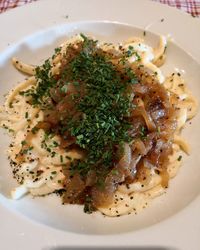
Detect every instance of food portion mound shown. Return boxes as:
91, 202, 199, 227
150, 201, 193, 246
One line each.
0, 34, 197, 216
25, 35, 176, 212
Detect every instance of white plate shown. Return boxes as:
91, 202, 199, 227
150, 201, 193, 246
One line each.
0, 1, 200, 249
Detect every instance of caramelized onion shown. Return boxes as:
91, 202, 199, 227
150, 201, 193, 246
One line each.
63, 173, 85, 204
116, 143, 131, 173
44, 41, 178, 209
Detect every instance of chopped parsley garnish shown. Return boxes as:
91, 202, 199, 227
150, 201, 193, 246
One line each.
51, 151, 56, 157
64, 36, 137, 177
54, 47, 61, 54
28, 34, 139, 184
53, 141, 59, 147
60, 155, 63, 163
83, 195, 95, 214
21, 140, 27, 146
177, 155, 182, 161
31, 126, 39, 134
140, 126, 147, 139
24, 59, 57, 106
125, 45, 141, 61
20, 146, 34, 155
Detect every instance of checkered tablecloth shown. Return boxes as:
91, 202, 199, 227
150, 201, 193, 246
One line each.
0, 0, 200, 17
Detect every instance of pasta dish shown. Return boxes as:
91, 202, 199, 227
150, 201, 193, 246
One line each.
0, 34, 197, 216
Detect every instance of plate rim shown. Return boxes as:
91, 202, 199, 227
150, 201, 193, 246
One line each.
0, 0, 200, 249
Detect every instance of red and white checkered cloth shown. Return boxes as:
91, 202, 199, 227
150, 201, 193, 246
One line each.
152, 0, 200, 17
0, 0, 200, 17
0, 0, 37, 13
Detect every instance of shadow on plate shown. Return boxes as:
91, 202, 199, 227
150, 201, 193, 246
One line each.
43, 247, 178, 250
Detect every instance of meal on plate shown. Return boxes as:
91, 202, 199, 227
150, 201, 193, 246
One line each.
0, 33, 197, 216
